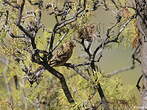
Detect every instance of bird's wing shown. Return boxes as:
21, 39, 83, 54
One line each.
48, 45, 66, 66
49, 48, 72, 66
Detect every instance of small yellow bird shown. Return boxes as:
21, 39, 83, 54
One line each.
48, 41, 75, 67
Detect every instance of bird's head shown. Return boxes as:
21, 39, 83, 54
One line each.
63, 41, 76, 50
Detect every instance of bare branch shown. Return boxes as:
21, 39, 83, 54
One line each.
42, 62, 75, 103
64, 63, 91, 81
3, 0, 19, 9
110, 0, 119, 9
16, 0, 25, 25
48, 0, 87, 52
52, 31, 69, 51
105, 65, 135, 78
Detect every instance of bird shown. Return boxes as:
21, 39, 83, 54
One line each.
77, 24, 97, 42
48, 41, 75, 67
25, 41, 75, 85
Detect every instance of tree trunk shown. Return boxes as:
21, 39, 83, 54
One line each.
135, 0, 147, 109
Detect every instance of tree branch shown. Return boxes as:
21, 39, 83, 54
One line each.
42, 63, 74, 103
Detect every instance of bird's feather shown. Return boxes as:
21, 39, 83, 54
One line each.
48, 41, 75, 67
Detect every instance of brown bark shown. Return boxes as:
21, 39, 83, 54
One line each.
135, 0, 147, 108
